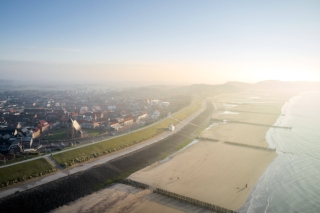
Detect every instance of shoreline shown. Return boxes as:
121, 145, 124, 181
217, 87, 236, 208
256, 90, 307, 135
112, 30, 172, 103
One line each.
239, 92, 300, 212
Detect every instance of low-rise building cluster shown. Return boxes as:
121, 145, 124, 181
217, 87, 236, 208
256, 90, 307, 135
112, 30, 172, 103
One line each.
0, 88, 182, 154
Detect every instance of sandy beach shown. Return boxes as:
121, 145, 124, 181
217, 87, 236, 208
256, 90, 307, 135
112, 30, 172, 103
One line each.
52, 183, 213, 213
129, 92, 290, 211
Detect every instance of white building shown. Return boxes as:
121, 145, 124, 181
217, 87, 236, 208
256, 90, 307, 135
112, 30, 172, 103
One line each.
168, 124, 175, 131
161, 102, 170, 107
107, 105, 117, 110
150, 99, 160, 106
151, 111, 160, 119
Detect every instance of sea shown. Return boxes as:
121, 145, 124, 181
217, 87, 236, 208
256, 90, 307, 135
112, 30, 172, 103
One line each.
239, 91, 320, 213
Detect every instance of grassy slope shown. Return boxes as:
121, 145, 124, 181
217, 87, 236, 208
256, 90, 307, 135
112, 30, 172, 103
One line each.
53, 99, 202, 167
0, 158, 55, 187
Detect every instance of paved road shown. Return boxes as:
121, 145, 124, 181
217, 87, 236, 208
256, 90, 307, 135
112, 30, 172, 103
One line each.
0, 101, 206, 199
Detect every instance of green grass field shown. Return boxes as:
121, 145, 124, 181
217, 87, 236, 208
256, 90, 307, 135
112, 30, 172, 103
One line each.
47, 128, 102, 140
84, 129, 101, 137
47, 129, 67, 140
0, 158, 55, 188
53, 99, 202, 168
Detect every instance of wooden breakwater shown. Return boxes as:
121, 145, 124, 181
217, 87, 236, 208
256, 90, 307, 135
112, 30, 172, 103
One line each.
154, 188, 237, 213
217, 109, 284, 116
119, 179, 149, 189
224, 141, 276, 152
197, 137, 275, 152
215, 102, 279, 107
211, 119, 292, 129
119, 179, 236, 213
197, 137, 219, 142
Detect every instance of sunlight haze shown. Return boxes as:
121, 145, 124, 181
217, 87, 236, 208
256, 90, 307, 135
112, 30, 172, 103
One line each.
1, 0, 319, 84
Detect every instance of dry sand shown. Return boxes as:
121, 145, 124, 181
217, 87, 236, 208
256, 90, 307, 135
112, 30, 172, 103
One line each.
52, 183, 212, 213
129, 92, 289, 211
201, 123, 271, 148
129, 141, 276, 210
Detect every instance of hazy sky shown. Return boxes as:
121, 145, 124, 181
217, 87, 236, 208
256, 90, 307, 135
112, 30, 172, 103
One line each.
0, 0, 319, 84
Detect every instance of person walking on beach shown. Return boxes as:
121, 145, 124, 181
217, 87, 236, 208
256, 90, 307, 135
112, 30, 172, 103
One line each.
246, 184, 247, 188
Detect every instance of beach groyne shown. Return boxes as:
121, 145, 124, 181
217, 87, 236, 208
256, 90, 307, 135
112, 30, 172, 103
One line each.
215, 102, 279, 107
211, 119, 292, 129
197, 137, 219, 142
217, 109, 284, 116
197, 137, 275, 152
119, 178, 149, 190
154, 188, 237, 213
119, 178, 236, 213
224, 141, 275, 152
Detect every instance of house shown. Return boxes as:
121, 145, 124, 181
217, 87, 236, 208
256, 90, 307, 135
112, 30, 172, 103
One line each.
78, 120, 99, 129
83, 115, 93, 121
59, 115, 69, 127
38, 120, 49, 132
84, 112, 97, 121
0, 117, 7, 124
150, 99, 160, 106
135, 112, 147, 121
45, 112, 59, 121
151, 111, 160, 119
161, 102, 170, 107
109, 121, 121, 131
107, 105, 117, 110
73, 115, 85, 121
122, 115, 133, 126
32, 127, 41, 139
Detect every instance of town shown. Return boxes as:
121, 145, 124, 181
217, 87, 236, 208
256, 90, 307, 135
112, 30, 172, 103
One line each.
0, 88, 190, 162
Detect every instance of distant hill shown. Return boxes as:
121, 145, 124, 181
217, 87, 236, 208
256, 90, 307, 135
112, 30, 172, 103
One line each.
225, 81, 253, 90
121, 80, 320, 99
226, 80, 320, 92
170, 83, 243, 98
